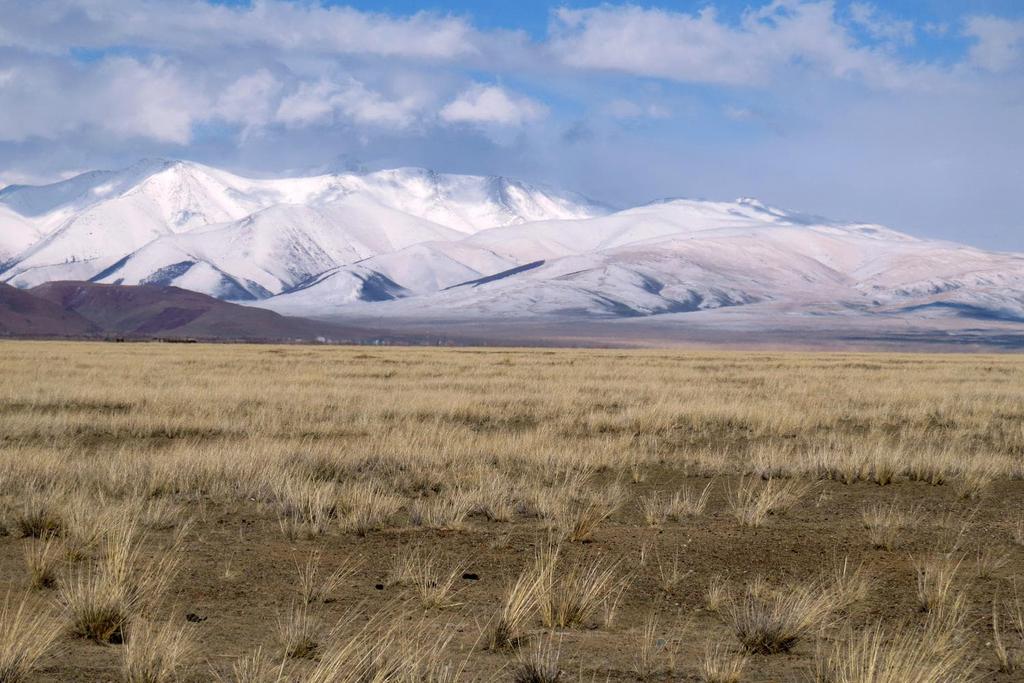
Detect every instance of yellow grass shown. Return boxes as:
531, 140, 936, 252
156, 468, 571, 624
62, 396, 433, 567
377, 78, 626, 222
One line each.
1, 340, 1023, 679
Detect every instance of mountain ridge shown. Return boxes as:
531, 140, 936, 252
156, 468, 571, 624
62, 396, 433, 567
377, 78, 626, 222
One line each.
2, 159, 1022, 340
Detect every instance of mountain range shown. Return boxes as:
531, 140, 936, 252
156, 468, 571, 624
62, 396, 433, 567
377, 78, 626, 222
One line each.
2, 159, 1023, 347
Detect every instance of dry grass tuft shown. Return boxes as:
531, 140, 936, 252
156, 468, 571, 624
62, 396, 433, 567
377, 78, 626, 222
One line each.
861, 500, 919, 551
632, 612, 666, 677
814, 611, 975, 682
699, 642, 747, 683
513, 633, 562, 683
706, 575, 728, 612
24, 536, 61, 590
0, 592, 61, 682
536, 547, 625, 629
726, 578, 837, 654
122, 618, 194, 683
295, 550, 358, 605
913, 553, 966, 616
728, 477, 811, 527
214, 647, 287, 683
58, 515, 181, 642
13, 492, 63, 539
489, 567, 541, 650
667, 481, 714, 518
276, 603, 319, 659
341, 484, 401, 536
389, 548, 465, 608
992, 584, 1024, 673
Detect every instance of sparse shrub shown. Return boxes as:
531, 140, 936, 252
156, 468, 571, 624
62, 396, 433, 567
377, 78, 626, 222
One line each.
122, 618, 194, 683
0, 592, 61, 681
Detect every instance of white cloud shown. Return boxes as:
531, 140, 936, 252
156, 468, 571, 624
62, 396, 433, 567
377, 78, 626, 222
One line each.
215, 70, 282, 130
0, 55, 207, 144
965, 16, 1024, 72
849, 3, 915, 46
550, 2, 941, 90
440, 85, 546, 126
276, 79, 422, 129
0, 0, 479, 60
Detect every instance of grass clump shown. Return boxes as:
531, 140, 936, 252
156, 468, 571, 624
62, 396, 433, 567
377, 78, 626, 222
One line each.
726, 578, 836, 654
0, 592, 61, 682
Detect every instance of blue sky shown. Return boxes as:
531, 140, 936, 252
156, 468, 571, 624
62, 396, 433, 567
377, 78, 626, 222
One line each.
1, 1, 1022, 249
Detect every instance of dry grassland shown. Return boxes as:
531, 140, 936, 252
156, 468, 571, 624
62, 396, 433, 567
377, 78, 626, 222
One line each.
0, 340, 1022, 681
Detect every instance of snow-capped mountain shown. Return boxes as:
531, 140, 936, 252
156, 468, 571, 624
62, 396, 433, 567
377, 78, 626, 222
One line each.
0, 160, 607, 291
2, 159, 1023, 332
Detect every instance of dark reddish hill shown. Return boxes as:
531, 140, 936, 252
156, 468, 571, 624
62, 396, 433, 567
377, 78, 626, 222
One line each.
0, 281, 409, 343
0, 282, 99, 336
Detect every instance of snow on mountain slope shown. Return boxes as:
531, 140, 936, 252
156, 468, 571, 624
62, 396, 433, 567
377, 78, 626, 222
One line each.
93, 195, 465, 299
0, 207, 39, 264
336, 168, 608, 234
0, 160, 605, 292
256, 198, 1024, 322
261, 265, 408, 315
352, 241, 516, 293
3, 159, 1022, 328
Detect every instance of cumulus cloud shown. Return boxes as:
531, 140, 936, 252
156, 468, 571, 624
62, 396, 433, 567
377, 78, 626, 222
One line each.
440, 85, 546, 126
965, 16, 1024, 72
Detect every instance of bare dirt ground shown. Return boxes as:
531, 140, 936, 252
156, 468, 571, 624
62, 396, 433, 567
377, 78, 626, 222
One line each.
0, 341, 1021, 682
